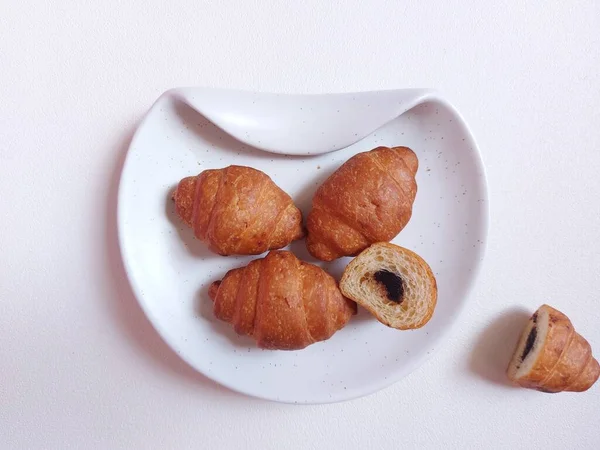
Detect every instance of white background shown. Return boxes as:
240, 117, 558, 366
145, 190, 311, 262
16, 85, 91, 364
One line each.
1, 1, 599, 448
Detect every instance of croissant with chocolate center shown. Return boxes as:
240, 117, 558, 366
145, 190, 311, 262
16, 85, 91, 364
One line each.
507, 304, 599, 392
208, 250, 356, 350
172, 165, 304, 256
306, 146, 418, 261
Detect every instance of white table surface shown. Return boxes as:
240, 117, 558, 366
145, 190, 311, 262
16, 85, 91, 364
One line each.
2, 1, 599, 449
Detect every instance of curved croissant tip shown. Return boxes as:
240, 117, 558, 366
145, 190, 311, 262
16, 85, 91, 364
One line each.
208, 281, 221, 301
170, 188, 177, 202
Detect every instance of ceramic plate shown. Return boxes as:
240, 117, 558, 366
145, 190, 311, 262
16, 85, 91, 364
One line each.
118, 87, 488, 404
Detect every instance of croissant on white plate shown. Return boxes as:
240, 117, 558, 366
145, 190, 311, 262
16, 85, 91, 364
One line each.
306, 146, 418, 261
208, 250, 356, 350
172, 165, 304, 256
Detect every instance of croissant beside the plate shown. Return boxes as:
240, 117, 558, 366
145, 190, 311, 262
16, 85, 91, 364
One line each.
306, 146, 418, 261
507, 304, 599, 392
208, 251, 357, 350
172, 165, 304, 256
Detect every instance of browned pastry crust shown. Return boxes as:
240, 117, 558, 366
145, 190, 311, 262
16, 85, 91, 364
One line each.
208, 250, 357, 350
508, 304, 600, 392
172, 165, 304, 256
306, 146, 418, 261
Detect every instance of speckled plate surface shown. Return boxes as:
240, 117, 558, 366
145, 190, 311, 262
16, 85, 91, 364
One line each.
118, 87, 488, 404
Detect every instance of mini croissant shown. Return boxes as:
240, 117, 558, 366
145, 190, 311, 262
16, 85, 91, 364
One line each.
172, 165, 304, 256
306, 146, 418, 261
507, 304, 599, 392
208, 250, 356, 350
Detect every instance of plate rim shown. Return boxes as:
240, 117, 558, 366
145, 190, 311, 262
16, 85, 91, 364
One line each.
117, 87, 489, 404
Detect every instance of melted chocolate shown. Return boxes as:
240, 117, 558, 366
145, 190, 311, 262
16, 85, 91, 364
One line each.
374, 270, 404, 303
521, 326, 537, 361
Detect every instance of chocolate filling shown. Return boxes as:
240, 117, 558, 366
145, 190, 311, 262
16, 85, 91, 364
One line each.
374, 270, 404, 303
521, 326, 537, 361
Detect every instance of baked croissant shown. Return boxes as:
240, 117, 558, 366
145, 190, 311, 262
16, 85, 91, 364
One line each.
208, 250, 357, 350
172, 165, 304, 256
306, 146, 418, 261
340, 242, 437, 330
507, 304, 599, 392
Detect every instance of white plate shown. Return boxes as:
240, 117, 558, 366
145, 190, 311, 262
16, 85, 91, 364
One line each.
118, 87, 488, 404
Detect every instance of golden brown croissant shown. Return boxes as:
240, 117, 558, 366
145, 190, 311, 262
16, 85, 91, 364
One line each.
306, 146, 418, 261
208, 250, 357, 350
172, 165, 304, 256
507, 304, 599, 392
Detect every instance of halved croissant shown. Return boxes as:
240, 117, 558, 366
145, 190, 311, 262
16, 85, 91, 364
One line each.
507, 304, 599, 392
208, 250, 357, 350
306, 146, 418, 261
172, 165, 304, 256
340, 242, 437, 330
